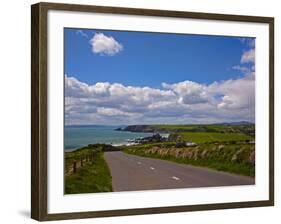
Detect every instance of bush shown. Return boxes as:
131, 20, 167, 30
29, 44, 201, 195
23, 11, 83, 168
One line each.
175, 141, 186, 148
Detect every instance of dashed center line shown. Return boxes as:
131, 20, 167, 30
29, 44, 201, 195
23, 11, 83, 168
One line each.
150, 166, 155, 170
172, 176, 180, 180
137, 162, 142, 165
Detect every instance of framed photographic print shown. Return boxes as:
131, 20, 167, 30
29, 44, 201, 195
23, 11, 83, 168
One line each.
31, 2, 274, 221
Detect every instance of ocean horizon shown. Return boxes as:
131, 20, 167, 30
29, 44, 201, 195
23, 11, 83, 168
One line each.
64, 125, 155, 151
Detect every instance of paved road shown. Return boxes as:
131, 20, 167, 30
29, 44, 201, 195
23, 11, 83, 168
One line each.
104, 151, 254, 192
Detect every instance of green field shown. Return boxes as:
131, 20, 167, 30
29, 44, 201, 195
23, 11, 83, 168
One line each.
154, 123, 255, 144
177, 132, 254, 144
153, 124, 199, 131
154, 123, 253, 132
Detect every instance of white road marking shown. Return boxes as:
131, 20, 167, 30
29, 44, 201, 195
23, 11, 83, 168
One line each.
137, 162, 142, 165
150, 166, 155, 170
172, 176, 180, 180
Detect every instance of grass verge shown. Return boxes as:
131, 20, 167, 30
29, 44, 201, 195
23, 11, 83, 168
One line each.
123, 143, 255, 177
65, 147, 113, 194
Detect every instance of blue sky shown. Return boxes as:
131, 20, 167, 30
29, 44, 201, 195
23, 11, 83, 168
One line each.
65, 28, 253, 87
64, 28, 255, 125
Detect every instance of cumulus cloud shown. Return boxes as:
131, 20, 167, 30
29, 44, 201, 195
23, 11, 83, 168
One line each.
97, 107, 133, 116
162, 81, 209, 104
209, 77, 255, 110
65, 74, 255, 125
241, 48, 255, 64
89, 33, 123, 56
232, 38, 255, 80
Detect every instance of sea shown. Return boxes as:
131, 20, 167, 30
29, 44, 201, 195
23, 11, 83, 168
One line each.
64, 125, 157, 152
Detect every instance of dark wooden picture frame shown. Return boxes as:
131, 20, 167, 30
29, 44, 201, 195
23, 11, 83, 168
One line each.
31, 2, 274, 221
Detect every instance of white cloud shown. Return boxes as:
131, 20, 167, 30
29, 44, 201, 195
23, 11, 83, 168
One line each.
232, 65, 250, 74
89, 33, 123, 56
65, 74, 255, 125
241, 48, 255, 63
76, 30, 88, 38
97, 107, 133, 117
232, 65, 255, 79
209, 77, 255, 110
162, 81, 209, 104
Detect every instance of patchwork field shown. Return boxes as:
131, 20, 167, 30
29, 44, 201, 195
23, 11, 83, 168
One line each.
173, 132, 253, 144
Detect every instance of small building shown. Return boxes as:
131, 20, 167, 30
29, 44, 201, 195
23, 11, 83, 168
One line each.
185, 141, 197, 146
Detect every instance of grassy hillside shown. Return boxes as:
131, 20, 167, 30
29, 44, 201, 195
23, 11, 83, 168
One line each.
65, 144, 114, 194
123, 142, 255, 177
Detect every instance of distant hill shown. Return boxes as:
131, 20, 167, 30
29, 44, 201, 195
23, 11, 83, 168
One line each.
213, 121, 254, 126
116, 125, 154, 133
115, 122, 255, 136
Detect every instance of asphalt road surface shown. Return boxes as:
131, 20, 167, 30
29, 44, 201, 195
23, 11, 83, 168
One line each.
104, 151, 254, 192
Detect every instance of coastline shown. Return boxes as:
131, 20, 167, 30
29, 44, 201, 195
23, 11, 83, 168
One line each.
65, 133, 168, 152
65, 125, 170, 152
65, 123, 254, 152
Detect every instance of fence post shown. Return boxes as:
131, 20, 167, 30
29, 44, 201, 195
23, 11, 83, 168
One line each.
73, 161, 77, 174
